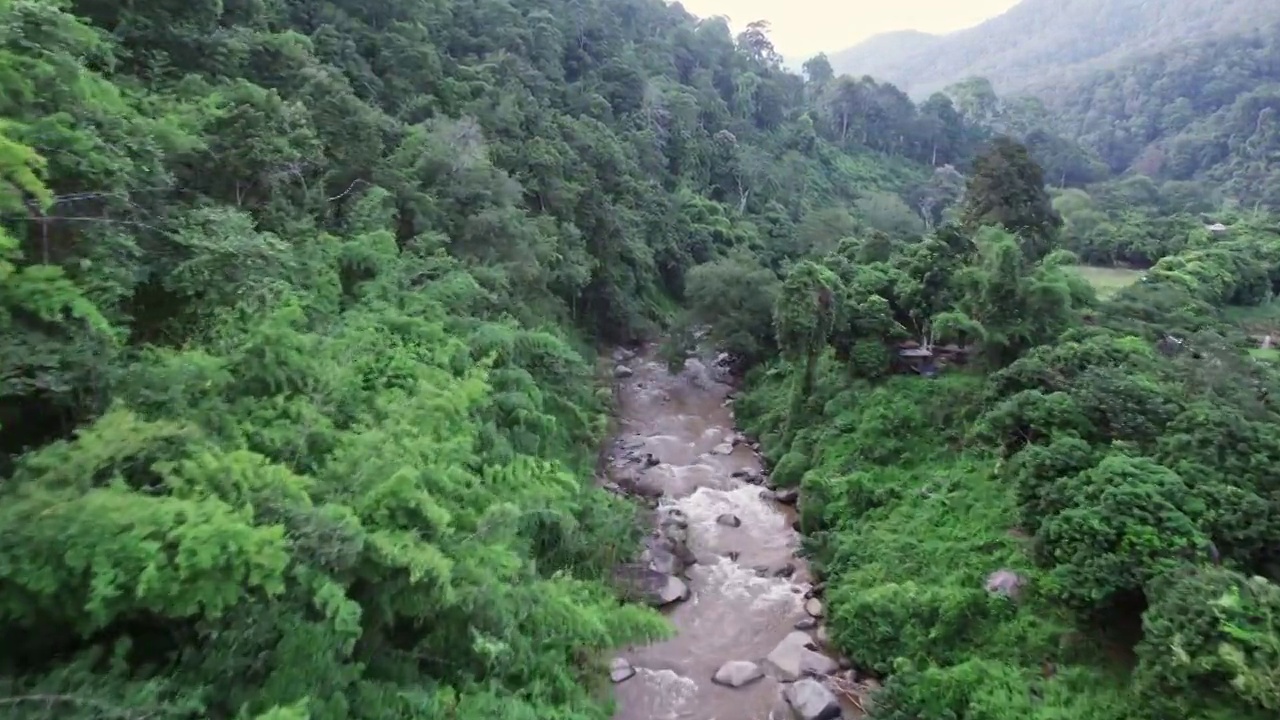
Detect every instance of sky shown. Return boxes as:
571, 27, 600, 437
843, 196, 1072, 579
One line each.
672, 0, 1023, 60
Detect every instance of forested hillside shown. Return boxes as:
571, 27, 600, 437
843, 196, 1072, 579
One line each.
826, 0, 1280, 214
5, 0, 1280, 718
1047, 28, 1280, 210
0, 0, 1077, 718
727, 139, 1280, 719
828, 0, 1280, 99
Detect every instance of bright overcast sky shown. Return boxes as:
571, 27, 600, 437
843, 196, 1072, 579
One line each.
672, 0, 1022, 59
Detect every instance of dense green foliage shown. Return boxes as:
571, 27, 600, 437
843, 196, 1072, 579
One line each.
1049, 28, 1280, 210
732, 138, 1280, 718
0, 0, 963, 716
830, 0, 1280, 215
5, 0, 1280, 717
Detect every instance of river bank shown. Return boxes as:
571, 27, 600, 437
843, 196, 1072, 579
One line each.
600, 342, 863, 720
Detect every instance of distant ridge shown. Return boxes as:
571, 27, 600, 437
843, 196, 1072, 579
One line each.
826, 0, 1280, 97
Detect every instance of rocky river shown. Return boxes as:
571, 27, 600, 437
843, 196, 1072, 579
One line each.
601, 343, 863, 720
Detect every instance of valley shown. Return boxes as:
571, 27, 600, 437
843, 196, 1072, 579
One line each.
1, 0, 1278, 719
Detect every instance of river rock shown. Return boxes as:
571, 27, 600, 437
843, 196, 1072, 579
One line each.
613, 566, 690, 607
644, 545, 685, 576
609, 657, 636, 683
773, 562, 797, 578
764, 631, 838, 681
805, 598, 824, 618
784, 678, 841, 720
614, 468, 665, 498
716, 513, 742, 528
683, 358, 713, 389
661, 522, 689, 545
774, 488, 800, 505
658, 506, 689, 529
712, 660, 764, 688
815, 624, 830, 647
651, 574, 690, 606
711, 442, 734, 455
794, 617, 818, 630
653, 529, 697, 567
985, 569, 1026, 600
614, 365, 634, 378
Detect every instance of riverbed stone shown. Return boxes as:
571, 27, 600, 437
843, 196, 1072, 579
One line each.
784, 678, 841, 720
613, 364, 634, 378
985, 568, 1026, 599
774, 487, 800, 504
614, 566, 691, 607
658, 506, 688, 529
609, 657, 635, 683
773, 562, 797, 578
716, 513, 742, 527
644, 546, 685, 576
805, 597, 824, 618
652, 529, 697, 567
651, 574, 690, 606
711, 442, 734, 455
764, 631, 837, 681
711, 660, 764, 688
794, 616, 818, 630
614, 468, 664, 498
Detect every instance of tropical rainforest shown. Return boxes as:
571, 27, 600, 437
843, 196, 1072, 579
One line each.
0, 0, 1277, 719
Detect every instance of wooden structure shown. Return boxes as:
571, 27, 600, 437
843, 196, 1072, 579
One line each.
893, 339, 970, 376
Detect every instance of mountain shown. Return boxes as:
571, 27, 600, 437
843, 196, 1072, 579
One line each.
828, 0, 1280, 98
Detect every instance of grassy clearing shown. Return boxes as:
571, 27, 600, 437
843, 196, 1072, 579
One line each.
1249, 347, 1280, 362
1069, 265, 1145, 299
1224, 300, 1280, 337
736, 360, 1133, 718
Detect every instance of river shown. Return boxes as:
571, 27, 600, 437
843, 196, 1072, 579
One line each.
602, 343, 859, 720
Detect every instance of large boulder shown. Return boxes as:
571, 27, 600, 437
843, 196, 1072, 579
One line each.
614, 468, 665, 498
711, 660, 764, 688
805, 598, 824, 618
644, 545, 685, 576
613, 566, 690, 607
609, 657, 636, 683
764, 631, 838, 681
652, 574, 691, 606
985, 569, 1026, 599
716, 513, 742, 528
784, 678, 841, 720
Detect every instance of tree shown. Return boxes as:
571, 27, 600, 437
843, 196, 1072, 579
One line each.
960, 136, 1064, 262
802, 53, 834, 85
774, 260, 839, 435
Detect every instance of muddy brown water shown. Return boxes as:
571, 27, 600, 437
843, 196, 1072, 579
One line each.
605, 344, 853, 720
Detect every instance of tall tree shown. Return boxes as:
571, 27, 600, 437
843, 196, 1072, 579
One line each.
960, 136, 1064, 262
